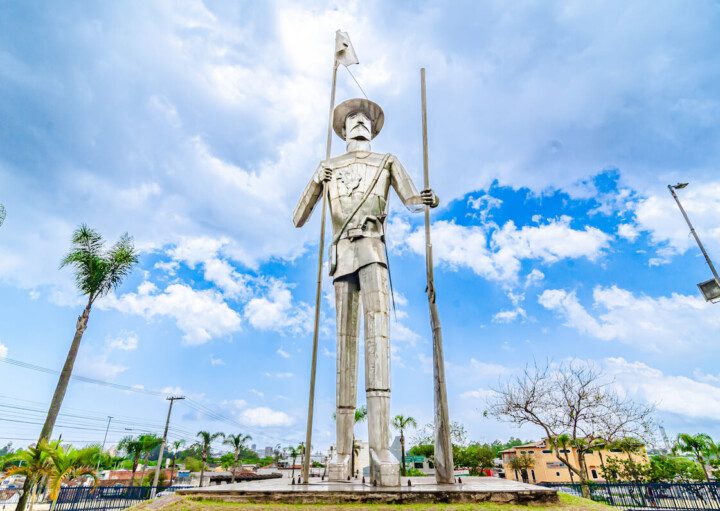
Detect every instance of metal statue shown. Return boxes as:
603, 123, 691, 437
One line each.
293, 98, 438, 486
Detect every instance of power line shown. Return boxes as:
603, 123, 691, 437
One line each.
0, 356, 300, 447
0, 357, 164, 396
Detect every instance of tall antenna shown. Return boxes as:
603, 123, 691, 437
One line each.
0, 204, 6, 227
659, 425, 672, 452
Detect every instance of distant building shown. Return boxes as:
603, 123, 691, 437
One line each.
500, 440, 648, 484
263, 446, 273, 458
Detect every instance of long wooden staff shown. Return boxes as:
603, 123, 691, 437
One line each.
301, 54, 338, 484
421, 67, 455, 484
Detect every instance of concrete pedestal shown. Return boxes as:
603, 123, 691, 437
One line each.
178, 476, 559, 505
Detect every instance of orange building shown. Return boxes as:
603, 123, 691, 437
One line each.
500, 440, 648, 484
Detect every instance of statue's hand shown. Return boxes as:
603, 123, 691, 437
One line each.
421, 188, 440, 208
320, 164, 333, 182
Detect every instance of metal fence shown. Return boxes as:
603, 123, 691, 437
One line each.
53, 486, 169, 511
540, 482, 720, 510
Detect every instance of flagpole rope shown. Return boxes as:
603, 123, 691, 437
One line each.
344, 65, 369, 100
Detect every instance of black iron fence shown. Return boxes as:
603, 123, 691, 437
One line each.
540, 482, 720, 510
53, 486, 170, 511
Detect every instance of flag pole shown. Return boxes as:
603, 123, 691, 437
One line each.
420, 67, 454, 484
301, 50, 338, 485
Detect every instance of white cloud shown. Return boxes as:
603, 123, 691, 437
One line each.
244, 280, 311, 335
604, 357, 720, 422
617, 223, 640, 242
492, 307, 527, 323
634, 182, 720, 256
238, 406, 294, 427
106, 332, 139, 351
460, 388, 496, 400
276, 348, 290, 359
397, 216, 610, 283
102, 282, 242, 345
209, 355, 225, 366
168, 237, 251, 299
525, 269, 545, 287
76, 353, 127, 380
0, 342, 7, 358
264, 372, 294, 379
250, 389, 264, 397
539, 285, 720, 351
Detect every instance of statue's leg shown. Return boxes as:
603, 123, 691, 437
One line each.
360, 263, 400, 487
328, 273, 360, 482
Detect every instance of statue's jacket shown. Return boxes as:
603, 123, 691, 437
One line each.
293, 151, 424, 280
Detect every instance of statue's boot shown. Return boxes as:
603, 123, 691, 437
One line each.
367, 391, 400, 486
327, 453, 352, 482
328, 408, 354, 481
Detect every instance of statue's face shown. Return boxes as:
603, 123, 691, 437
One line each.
345, 111, 372, 141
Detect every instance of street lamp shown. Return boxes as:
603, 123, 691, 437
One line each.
668, 182, 720, 303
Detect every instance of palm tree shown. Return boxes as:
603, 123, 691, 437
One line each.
287, 444, 302, 481
675, 433, 713, 481
392, 415, 417, 476
196, 431, 224, 487
223, 434, 252, 479
273, 444, 284, 468
169, 440, 185, 485
508, 454, 535, 483
118, 436, 144, 485
351, 406, 367, 476
45, 444, 98, 511
138, 434, 162, 482
16, 226, 137, 511
4, 441, 55, 511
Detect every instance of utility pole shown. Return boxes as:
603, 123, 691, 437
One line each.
151, 396, 184, 496
668, 183, 720, 302
96, 416, 113, 473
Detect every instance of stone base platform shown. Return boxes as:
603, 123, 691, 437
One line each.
178, 476, 558, 505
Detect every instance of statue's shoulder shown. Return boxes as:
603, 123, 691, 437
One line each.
328, 151, 393, 167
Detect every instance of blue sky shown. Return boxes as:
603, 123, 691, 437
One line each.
1, 0, 720, 455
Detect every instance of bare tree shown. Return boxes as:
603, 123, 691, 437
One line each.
488, 360, 653, 497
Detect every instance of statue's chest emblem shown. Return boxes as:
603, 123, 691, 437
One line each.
336, 164, 364, 195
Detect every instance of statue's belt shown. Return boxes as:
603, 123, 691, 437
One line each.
339, 216, 384, 241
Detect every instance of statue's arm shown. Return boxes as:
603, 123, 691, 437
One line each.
389, 155, 439, 212
293, 164, 324, 228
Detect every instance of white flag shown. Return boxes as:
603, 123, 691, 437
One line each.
335, 30, 359, 67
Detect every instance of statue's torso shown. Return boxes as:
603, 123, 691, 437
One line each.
326, 151, 392, 279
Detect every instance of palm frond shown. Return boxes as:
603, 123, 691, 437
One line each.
60, 226, 137, 300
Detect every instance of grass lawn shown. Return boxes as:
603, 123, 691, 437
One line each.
139, 494, 612, 511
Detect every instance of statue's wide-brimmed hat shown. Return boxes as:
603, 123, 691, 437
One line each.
333, 98, 385, 139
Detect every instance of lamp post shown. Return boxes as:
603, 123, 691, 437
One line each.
668, 182, 720, 303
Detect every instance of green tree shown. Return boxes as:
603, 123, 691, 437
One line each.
674, 433, 713, 481
392, 415, 417, 477
137, 434, 162, 482
45, 444, 98, 511
117, 436, 144, 485
195, 431, 224, 487
16, 226, 137, 511
455, 443, 496, 475
4, 441, 55, 511
169, 439, 185, 484
409, 444, 434, 458
351, 406, 367, 476
287, 444, 303, 481
648, 454, 705, 482
183, 456, 202, 472
223, 433, 252, 477
508, 454, 535, 483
